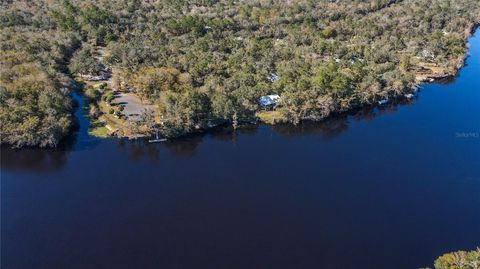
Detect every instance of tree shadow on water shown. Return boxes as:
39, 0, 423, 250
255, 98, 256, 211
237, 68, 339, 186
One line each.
1, 95, 422, 170
115, 139, 161, 162
271, 96, 419, 139
1, 146, 69, 174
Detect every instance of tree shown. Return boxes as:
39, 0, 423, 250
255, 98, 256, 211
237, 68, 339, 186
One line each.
162, 91, 212, 136
69, 45, 104, 75
399, 55, 411, 72
131, 67, 190, 100
432, 248, 480, 269
321, 26, 336, 39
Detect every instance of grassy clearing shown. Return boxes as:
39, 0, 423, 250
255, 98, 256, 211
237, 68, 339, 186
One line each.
83, 105, 111, 138
256, 109, 286, 125
80, 80, 127, 137
89, 125, 109, 137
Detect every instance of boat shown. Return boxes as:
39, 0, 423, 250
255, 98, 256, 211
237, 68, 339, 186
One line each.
148, 138, 167, 143
378, 98, 389, 105
406, 88, 420, 99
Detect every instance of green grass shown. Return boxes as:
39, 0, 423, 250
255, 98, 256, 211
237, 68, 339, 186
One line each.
86, 115, 111, 138
256, 109, 286, 125
88, 126, 109, 137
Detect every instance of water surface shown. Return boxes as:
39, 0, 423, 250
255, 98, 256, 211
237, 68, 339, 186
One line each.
2, 32, 480, 269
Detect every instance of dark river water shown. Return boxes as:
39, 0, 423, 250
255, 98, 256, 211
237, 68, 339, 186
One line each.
2, 31, 480, 269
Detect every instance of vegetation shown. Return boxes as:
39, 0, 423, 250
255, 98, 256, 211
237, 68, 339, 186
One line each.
0, 1, 82, 147
424, 248, 480, 269
69, 44, 104, 75
1, 0, 480, 146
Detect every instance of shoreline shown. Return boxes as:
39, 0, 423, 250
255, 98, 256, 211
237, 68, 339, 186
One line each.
415, 22, 479, 83
262, 23, 480, 125
86, 23, 479, 142
5, 24, 477, 148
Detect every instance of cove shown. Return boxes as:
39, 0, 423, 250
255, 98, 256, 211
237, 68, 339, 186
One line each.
1, 31, 480, 269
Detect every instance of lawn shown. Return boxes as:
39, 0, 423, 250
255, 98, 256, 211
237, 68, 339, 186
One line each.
256, 109, 286, 125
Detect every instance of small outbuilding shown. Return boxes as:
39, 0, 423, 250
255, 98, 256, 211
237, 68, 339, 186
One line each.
259, 94, 281, 110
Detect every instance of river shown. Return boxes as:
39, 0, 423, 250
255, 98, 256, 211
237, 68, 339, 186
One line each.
2, 31, 480, 269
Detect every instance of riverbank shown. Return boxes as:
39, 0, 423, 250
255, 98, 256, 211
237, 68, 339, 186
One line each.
69, 25, 480, 143
4, 26, 480, 269
414, 22, 479, 83
251, 24, 480, 128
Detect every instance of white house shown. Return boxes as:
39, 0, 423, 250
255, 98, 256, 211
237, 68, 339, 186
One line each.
259, 94, 281, 108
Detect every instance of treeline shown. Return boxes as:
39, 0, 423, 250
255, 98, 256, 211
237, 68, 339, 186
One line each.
1, 0, 480, 145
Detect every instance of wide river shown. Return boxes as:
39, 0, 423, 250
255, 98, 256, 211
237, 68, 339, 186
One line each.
2, 31, 480, 269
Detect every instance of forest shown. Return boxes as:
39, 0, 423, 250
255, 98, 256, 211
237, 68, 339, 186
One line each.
1, 0, 480, 147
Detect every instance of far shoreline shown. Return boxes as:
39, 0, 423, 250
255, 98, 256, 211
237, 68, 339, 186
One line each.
3, 26, 478, 149
90, 24, 480, 143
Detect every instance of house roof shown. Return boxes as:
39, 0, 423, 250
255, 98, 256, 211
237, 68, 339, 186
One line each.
259, 94, 281, 106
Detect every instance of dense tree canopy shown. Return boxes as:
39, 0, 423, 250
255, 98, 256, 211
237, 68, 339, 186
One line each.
68, 44, 104, 75
1, 0, 479, 145
428, 248, 480, 269
0, 3, 81, 147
